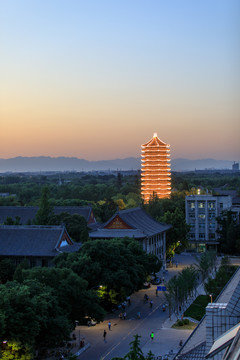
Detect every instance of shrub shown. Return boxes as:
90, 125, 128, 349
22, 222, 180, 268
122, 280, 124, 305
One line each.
176, 320, 184, 326
183, 318, 190, 325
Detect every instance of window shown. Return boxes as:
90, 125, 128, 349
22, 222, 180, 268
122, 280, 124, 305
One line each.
199, 233, 205, 239
209, 233, 215, 239
199, 224, 205, 230
198, 214, 205, 219
208, 202, 216, 209
198, 202, 205, 208
188, 201, 195, 209
209, 223, 215, 230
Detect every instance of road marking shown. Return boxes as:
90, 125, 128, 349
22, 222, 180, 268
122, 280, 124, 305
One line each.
101, 301, 167, 359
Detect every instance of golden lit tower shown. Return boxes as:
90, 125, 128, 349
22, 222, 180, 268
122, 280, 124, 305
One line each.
141, 133, 171, 203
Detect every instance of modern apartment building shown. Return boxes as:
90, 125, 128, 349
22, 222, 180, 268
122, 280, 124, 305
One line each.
185, 194, 232, 252
141, 133, 171, 203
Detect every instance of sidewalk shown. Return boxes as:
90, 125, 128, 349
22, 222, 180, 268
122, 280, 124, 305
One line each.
141, 281, 206, 359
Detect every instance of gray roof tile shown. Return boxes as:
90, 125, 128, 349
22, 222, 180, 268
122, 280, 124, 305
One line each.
0, 225, 81, 257
0, 206, 94, 224
90, 207, 171, 239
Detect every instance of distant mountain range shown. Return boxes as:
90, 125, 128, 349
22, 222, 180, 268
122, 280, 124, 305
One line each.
0, 156, 238, 173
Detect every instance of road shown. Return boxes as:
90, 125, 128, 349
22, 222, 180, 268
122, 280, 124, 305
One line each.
76, 253, 197, 360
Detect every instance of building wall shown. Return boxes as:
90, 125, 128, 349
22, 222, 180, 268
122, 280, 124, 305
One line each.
185, 195, 232, 251
142, 232, 166, 268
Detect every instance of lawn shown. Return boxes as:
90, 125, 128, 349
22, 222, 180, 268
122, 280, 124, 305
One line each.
172, 320, 197, 330
183, 295, 210, 321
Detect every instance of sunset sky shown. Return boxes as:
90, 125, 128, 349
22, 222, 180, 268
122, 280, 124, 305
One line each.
1, 0, 239, 161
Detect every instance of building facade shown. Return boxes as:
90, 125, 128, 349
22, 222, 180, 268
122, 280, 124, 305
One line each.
141, 133, 171, 203
185, 195, 232, 252
89, 207, 171, 268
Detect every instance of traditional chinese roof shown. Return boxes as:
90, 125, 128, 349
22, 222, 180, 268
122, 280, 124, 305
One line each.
142, 133, 169, 148
0, 206, 96, 225
0, 225, 81, 257
89, 207, 171, 239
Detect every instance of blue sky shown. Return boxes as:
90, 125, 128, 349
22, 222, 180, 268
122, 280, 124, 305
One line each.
1, 0, 239, 160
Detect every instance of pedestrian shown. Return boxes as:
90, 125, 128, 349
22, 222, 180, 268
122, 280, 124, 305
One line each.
156, 288, 158, 296
108, 321, 111, 331
123, 312, 127, 320
137, 311, 141, 319
149, 300, 153, 308
150, 331, 154, 341
127, 296, 131, 305
119, 312, 123, 320
162, 277, 165, 283
103, 329, 107, 342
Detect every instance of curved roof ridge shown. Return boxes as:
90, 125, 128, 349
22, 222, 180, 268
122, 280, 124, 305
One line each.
142, 133, 169, 148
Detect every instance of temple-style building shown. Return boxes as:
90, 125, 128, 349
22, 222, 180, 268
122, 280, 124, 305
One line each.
141, 133, 171, 203
89, 207, 171, 267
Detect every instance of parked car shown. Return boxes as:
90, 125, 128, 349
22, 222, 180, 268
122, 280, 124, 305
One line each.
143, 281, 151, 288
151, 277, 161, 285
87, 318, 97, 326
82, 316, 97, 326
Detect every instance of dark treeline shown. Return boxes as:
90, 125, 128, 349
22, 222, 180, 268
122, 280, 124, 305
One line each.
0, 172, 239, 358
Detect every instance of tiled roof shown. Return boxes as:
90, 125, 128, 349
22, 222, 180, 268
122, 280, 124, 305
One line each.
176, 343, 206, 360
0, 206, 94, 224
174, 267, 240, 360
0, 225, 81, 257
90, 207, 171, 239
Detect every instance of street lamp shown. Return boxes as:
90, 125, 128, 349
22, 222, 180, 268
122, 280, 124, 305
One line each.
210, 294, 213, 303
75, 320, 80, 348
90, 285, 103, 290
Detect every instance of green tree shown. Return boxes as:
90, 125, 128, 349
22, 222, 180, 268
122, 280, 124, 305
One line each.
160, 208, 189, 260
54, 238, 158, 310
217, 211, 240, 254
0, 259, 16, 284
21, 267, 106, 324
195, 251, 217, 282
0, 280, 71, 351
112, 334, 145, 360
0, 341, 33, 360
3, 216, 21, 225
35, 186, 53, 225
117, 172, 122, 190
165, 266, 198, 314
50, 212, 89, 242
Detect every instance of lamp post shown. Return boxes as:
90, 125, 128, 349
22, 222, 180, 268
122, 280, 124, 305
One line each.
210, 294, 213, 304
75, 320, 80, 348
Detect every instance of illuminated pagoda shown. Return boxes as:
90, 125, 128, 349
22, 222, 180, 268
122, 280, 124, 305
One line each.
141, 133, 171, 203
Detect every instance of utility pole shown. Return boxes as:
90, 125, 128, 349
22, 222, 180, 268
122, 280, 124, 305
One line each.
75, 320, 80, 348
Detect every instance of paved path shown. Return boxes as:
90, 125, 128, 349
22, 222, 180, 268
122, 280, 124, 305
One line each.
74, 253, 203, 359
